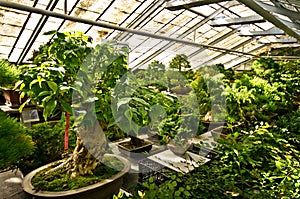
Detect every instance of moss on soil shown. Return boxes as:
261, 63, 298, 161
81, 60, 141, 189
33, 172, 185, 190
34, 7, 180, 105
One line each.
32, 156, 124, 191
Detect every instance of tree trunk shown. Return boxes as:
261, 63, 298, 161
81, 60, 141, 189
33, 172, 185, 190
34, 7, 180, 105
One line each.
47, 120, 107, 179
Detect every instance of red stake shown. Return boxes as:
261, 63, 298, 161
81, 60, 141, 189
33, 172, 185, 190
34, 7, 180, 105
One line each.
64, 112, 70, 150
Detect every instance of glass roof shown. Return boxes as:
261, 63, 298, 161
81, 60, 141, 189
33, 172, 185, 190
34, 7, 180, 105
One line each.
0, 0, 299, 70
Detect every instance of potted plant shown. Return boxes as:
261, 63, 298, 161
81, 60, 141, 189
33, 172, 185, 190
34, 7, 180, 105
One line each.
112, 86, 158, 157
158, 113, 199, 156
168, 54, 191, 72
0, 59, 24, 106
0, 111, 33, 171
167, 54, 192, 94
19, 31, 131, 199
135, 60, 168, 91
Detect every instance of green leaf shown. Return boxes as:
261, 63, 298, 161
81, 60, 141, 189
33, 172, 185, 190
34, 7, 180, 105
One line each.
29, 79, 40, 89
233, 149, 239, 157
57, 32, 65, 39
47, 81, 58, 92
275, 160, 283, 169
43, 99, 57, 120
138, 190, 145, 198
38, 91, 51, 97
174, 191, 181, 197
42, 96, 52, 103
149, 177, 154, 183
124, 109, 132, 121
132, 97, 150, 107
61, 100, 72, 114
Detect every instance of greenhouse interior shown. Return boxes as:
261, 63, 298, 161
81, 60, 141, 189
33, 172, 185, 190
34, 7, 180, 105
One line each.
0, 0, 299, 198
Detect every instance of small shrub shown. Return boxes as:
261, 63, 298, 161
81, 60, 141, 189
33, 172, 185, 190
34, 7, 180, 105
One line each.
0, 111, 33, 170
16, 121, 76, 174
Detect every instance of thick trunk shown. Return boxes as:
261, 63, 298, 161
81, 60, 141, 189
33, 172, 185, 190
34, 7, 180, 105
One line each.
47, 120, 107, 179
65, 137, 100, 178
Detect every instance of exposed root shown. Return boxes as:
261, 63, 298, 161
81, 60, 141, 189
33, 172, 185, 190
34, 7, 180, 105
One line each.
45, 120, 107, 179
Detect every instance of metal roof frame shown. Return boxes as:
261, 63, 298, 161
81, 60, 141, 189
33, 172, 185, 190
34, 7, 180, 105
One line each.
0, 0, 299, 70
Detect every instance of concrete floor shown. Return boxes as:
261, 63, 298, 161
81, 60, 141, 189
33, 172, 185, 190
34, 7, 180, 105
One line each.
0, 169, 30, 199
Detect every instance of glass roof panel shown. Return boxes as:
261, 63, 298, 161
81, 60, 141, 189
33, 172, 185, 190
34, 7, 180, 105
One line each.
0, 0, 298, 68
192, 5, 216, 16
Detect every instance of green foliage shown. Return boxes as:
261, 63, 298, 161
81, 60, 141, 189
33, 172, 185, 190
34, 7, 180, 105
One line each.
123, 119, 299, 199
113, 84, 180, 136
169, 54, 191, 72
224, 73, 291, 124
16, 121, 76, 174
71, 40, 129, 139
158, 114, 181, 144
252, 58, 299, 105
135, 60, 168, 91
0, 111, 33, 170
252, 58, 282, 83
94, 41, 129, 138
191, 65, 226, 121
0, 58, 21, 88
215, 122, 300, 198
17, 31, 92, 120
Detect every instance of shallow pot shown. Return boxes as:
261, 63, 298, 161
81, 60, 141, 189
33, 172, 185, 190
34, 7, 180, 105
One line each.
22, 154, 130, 199
117, 137, 153, 158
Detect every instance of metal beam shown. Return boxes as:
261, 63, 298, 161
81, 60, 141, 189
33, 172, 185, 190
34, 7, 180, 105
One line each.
130, 1, 244, 70
165, 0, 226, 11
8, 0, 39, 60
237, 0, 300, 41
258, 38, 298, 44
239, 28, 285, 36
262, 1, 300, 21
210, 15, 265, 27
17, 0, 60, 64
0, 1, 257, 62
192, 37, 256, 69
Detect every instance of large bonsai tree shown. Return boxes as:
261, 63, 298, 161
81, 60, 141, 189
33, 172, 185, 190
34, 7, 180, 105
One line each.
18, 31, 92, 151
19, 31, 126, 177
18, 31, 130, 178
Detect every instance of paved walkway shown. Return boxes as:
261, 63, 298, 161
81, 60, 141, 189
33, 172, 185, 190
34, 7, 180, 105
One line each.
0, 169, 30, 199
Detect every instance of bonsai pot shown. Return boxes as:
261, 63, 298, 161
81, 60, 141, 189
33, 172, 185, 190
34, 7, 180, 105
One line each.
1, 88, 27, 107
22, 154, 130, 199
117, 136, 153, 158
170, 86, 191, 95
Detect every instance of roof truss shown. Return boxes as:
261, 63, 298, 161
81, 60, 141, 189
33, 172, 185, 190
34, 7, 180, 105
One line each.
0, 0, 299, 70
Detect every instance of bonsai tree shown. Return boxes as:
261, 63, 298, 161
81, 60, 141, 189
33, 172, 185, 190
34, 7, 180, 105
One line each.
18, 31, 130, 184
0, 111, 33, 170
169, 54, 191, 72
167, 54, 193, 94
0, 59, 22, 105
0, 59, 20, 88
18, 30, 92, 150
135, 60, 168, 91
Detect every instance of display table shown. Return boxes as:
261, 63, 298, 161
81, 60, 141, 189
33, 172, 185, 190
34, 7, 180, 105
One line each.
138, 149, 210, 183
148, 150, 210, 173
